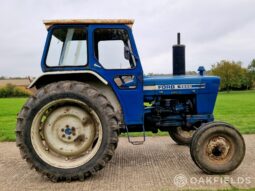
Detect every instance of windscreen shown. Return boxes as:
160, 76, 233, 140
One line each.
46, 27, 87, 67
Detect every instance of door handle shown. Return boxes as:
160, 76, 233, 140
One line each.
94, 63, 102, 68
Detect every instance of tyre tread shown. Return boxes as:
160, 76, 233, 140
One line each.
16, 81, 119, 181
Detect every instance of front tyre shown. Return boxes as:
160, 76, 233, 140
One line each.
168, 126, 195, 145
16, 81, 119, 181
190, 122, 245, 174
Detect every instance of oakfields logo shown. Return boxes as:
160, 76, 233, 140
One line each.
173, 174, 188, 187
173, 174, 252, 188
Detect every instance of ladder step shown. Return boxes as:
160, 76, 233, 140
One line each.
125, 125, 146, 145
130, 141, 144, 145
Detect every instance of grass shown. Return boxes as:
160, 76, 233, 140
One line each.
0, 90, 255, 141
0, 98, 27, 141
214, 90, 255, 134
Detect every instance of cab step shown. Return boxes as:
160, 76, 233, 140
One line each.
124, 125, 146, 145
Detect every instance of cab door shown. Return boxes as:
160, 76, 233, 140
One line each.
88, 25, 144, 125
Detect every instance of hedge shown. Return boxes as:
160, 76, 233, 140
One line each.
0, 84, 31, 98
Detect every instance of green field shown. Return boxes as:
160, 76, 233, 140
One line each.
0, 98, 27, 141
214, 90, 255, 134
0, 90, 255, 141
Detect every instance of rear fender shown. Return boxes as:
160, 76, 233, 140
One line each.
28, 71, 108, 88
28, 71, 123, 123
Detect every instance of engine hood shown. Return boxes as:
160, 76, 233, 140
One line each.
143, 75, 220, 95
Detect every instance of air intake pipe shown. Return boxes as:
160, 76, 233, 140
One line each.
173, 33, 185, 75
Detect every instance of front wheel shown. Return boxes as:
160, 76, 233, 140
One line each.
190, 122, 245, 174
168, 126, 196, 145
16, 81, 119, 181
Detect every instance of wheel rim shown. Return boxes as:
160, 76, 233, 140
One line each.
31, 98, 103, 169
206, 136, 231, 161
176, 126, 195, 138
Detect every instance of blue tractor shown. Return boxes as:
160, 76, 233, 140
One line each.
16, 19, 245, 182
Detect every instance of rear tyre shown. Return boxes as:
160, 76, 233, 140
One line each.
190, 122, 245, 174
16, 81, 119, 181
168, 126, 195, 145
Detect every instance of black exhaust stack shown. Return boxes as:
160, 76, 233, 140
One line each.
173, 33, 185, 75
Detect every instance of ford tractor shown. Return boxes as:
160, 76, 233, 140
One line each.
16, 19, 245, 182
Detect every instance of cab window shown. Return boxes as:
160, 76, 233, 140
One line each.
46, 27, 87, 67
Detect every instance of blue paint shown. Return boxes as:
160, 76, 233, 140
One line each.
39, 23, 221, 127
143, 75, 220, 114
65, 127, 72, 135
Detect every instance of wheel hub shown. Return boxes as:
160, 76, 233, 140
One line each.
44, 106, 95, 156
207, 136, 230, 160
59, 125, 78, 142
64, 126, 73, 136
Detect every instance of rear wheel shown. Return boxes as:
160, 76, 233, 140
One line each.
168, 126, 196, 145
190, 122, 245, 174
16, 81, 119, 181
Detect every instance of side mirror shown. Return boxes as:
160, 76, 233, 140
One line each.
124, 46, 131, 60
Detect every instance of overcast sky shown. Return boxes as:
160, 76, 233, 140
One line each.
0, 0, 255, 77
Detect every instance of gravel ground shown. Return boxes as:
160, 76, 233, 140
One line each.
0, 135, 254, 191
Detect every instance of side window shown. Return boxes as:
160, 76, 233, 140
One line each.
94, 29, 136, 69
47, 28, 87, 67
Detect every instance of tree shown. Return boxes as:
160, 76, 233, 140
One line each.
210, 60, 253, 91
248, 59, 255, 73
248, 59, 255, 89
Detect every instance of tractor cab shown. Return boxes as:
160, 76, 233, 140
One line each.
35, 19, 145, 125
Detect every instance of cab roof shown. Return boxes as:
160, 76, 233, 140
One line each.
43, 19, 134, 29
